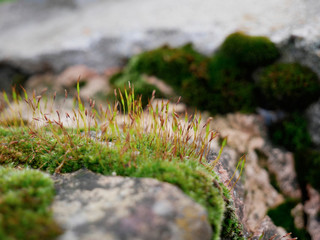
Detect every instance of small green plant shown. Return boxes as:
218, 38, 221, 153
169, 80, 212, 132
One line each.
220, 32, 280, 69
257, 63, 320, 111
0, 84, 245, 240
0, 167, 62, 240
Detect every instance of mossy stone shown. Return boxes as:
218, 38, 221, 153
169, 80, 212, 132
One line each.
0, 127, 244, 240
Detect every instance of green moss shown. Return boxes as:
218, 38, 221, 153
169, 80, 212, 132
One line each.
0, 127, 243, 240
268, 112, 312, 152
126, 44, 209, 88
207, 52, 257, 114
220, 32, 280, 69
257, 63, 320, 111
0, 167, 62, 240
268, 199, 311, 240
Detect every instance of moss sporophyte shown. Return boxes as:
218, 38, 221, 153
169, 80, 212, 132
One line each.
0, 82, 245, 240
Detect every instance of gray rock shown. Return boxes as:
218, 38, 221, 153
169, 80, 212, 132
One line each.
1, 0, 320, 73
251, 216, 287, 240
0, 63, 30, 92
262, 146, 301, 199
307, 99, 320, 148
52, 169, 212, 240
304, 185, 320, 240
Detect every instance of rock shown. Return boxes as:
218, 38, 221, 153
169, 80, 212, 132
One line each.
209, 113, 286, 234
145, 76, 175, 96
79, 75, 110, 100
304, 185, 320, 240
279, 34, 320, 78
243, 150, 284, 232
0, 62, 30, 93
291, 203, 304, 229
25, 72, 57, 94
56, 65, 98, 88
52, 169, 212, 240
251, 216, 287, 240
1, 0, 320, 73
261, 146, 302, 199
211, 113, 267, 153
307, 99, 320, 148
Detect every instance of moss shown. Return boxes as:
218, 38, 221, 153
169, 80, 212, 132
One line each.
220, 32, 280, 69
268, 199, 311, 240
257, 63, 320, 111
0, 126, 244, 240
126, 44, 209, 88
0, 167, 62, 240
207, 52, 257, 114
268, 112, 312, 152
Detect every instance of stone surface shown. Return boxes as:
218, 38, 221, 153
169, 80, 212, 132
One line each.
304, 185, 320, 240
0, 0, 320, 73
52, 169, 212, 240
307, 99, 320, 149
251, 216, 287, 240
261, 146, 302, 199
0, 63, 30, 93
210, 113, 286, 235
56, 65, 97, 88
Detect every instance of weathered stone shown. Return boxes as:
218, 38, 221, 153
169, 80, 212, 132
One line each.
243, 150, 284, 232
52, 169, 212, 240
307, 99, 320, 148
251, 216, 287, 240
0, 63, 30, 93
304, 185, 320, 240
291, 203, 304, 229
262, 146, 301, 199
56, 65, 98, 88
209, 113, 286, 234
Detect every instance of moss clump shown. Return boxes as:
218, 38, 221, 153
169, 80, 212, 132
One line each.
220, 32, 280, 69
268, 199, 311, 240
268, 113, 312, 152
207, 52, 257, 114
126, 44, 209, 88
0, 167, 62, 240
257, 63, 320, 111
206, 32, 280, 114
